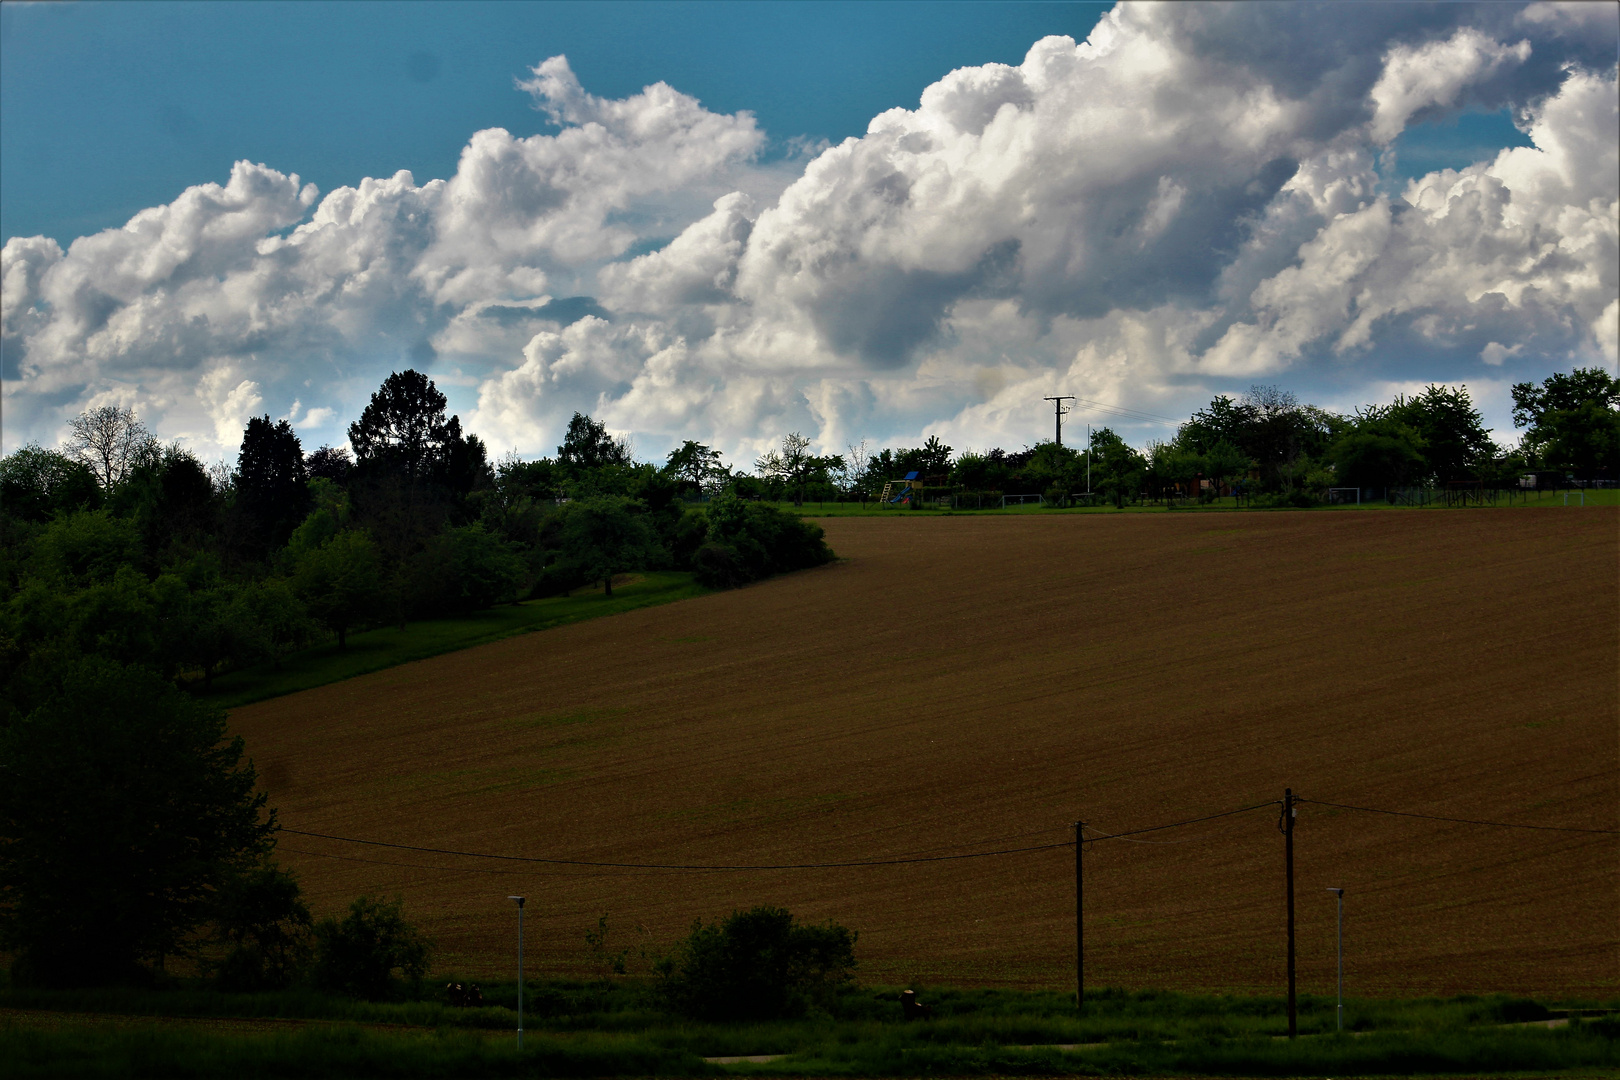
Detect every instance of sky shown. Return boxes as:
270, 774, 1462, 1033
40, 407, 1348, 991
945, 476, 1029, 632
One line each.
2, 1, 1617, 468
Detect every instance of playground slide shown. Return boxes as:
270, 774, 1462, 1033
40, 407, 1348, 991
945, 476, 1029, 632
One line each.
888, 486, 913, 504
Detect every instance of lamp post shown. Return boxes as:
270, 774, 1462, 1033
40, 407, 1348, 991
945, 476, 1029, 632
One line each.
508, 896, 526, 1048
1326, 888, 1344, 1032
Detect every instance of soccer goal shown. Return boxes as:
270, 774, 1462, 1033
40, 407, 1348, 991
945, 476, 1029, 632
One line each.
1327, 487, 1361, 505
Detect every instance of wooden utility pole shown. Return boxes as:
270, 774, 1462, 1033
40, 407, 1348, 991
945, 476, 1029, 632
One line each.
1283, 788, 1297, 1038
1045, 396, 1076, 446
1075, 820, 1084, 1011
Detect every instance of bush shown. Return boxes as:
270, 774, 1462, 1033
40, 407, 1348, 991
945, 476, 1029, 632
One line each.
691, 497, 833, 590
657, 905, 857, 1021
311, 896, 432, 1001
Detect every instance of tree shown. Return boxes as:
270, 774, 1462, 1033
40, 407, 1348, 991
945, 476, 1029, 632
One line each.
658, 905, 857, 1021
556, 497, 663, 597
691, 495, 834, 589
305, 445, 354, 483
348, 370, 489, 493
64, 405, 156, 489
1329, 426, 1427, 488
311, 896, 432, 1001
0, 659, 273, 985
210, 861, 314, 991
1511, 368, 1620, 479
1087, 428, 1147, 507
0, 445, 101, 523
1386, 385, 1493, 483
558, 412, 633, 471
237, 416, 310, 550
290, 530, 384, 648
1203, 441, 1251, 496
664, 441, 726, 496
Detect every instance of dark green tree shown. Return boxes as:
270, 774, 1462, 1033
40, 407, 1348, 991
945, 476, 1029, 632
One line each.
556, 497, 663, 597
664, 440, 726, 496
0, 445, 101, 523
1386, 385, 1494, 482
558, 412, 634, 472
658, 905, 857, 1021
1329, 423, 1428, 488
311, 896, 432, 1001
1511, 368, 1620, 479
290, 530, 384, 648
0, 659, 273, 986
236, 416, 310, 551
210, 861, 314, 991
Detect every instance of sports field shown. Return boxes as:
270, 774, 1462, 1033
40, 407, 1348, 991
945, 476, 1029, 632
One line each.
230, 509, 1618, 997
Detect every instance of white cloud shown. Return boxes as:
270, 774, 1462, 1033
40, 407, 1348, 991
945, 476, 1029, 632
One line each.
3, 5, 1615, 467
1368, 28, 1532, 143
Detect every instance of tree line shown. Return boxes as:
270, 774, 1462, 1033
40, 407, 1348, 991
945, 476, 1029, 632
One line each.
0, 369, 832, 989
748, 370, 1618, 509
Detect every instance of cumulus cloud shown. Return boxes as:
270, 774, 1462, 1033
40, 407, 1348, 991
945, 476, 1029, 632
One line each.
3, 3, 1615, 466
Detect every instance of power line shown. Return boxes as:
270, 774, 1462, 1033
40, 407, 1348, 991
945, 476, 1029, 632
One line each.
1082, 801, 1279, 841
278, 827, 1073, 870
276, 804, 1279, 874
1299, 798, 1619, 835
1068, 397, 1184, 428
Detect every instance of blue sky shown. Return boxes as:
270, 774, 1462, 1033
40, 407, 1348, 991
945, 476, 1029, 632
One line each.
2, 1, 1117, 243
2, 1, 1615, 464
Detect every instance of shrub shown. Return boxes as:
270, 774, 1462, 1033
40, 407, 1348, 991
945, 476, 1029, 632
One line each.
311, 896, 432, 1000
657, 905, 857, 1021
691, 497, 833, 589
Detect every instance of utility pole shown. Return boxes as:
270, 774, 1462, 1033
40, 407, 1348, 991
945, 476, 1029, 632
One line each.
1044, 395, 1076, 446
1282, 790, 1297, 1039
1086, 425, 1092, 494
1075, 820, 1084, 1012
508, 896, 526, 1049
1326, 888, 1344, 1032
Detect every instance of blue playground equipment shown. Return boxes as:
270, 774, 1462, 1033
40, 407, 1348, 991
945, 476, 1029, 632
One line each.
880, 471, 921, 504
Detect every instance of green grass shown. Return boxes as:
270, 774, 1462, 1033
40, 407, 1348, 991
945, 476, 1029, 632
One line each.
201, 572, 708, 709
6, 979, 1616, 1076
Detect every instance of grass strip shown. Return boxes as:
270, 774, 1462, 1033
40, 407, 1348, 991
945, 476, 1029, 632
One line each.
0, 1022, 715, 1079
202, 571, 708, 708
3, 1018, 1616, 1078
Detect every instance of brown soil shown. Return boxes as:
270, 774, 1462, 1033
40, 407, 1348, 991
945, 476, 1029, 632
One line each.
232, 510, 1619, 996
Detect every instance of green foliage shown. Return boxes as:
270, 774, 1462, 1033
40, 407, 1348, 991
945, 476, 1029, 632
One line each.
311, 896, 433, 1001
1512, 367, 1620, 478
348, 370, 489, 492
236, 415, 310, 553
0, 660, 273, 986
290, 530, 384, 648
1385, 384, 1494, 482
405, 523, 527, 615
0, 444, 101, 523
202, 572, 706, 707
692, 496, 833, 589
210, 862, 314, 992
556, 496, 666, 597
559, 412, 635, 472
657, 906, 858, 1021
1328, 423, 1428, 488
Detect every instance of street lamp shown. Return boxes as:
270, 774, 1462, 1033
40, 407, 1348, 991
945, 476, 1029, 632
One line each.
508, 896, 526, 1049
1325, 888, 1344, 1032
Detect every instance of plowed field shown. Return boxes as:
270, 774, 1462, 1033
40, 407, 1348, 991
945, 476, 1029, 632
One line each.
232, 510, 1619, 995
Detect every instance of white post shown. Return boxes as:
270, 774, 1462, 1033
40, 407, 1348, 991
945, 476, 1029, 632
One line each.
1327, 888, 1344, 1031
509, 896, 526, 1048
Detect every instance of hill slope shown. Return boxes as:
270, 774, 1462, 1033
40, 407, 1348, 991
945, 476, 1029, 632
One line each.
232, 510, 1618, 994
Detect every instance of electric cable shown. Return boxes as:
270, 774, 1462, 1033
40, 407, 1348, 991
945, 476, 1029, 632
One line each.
277, 803, 1277, 872
1298, 797, 1618, 835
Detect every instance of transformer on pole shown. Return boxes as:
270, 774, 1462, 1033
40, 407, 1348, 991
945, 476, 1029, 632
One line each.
1044, 396, 1076, 446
